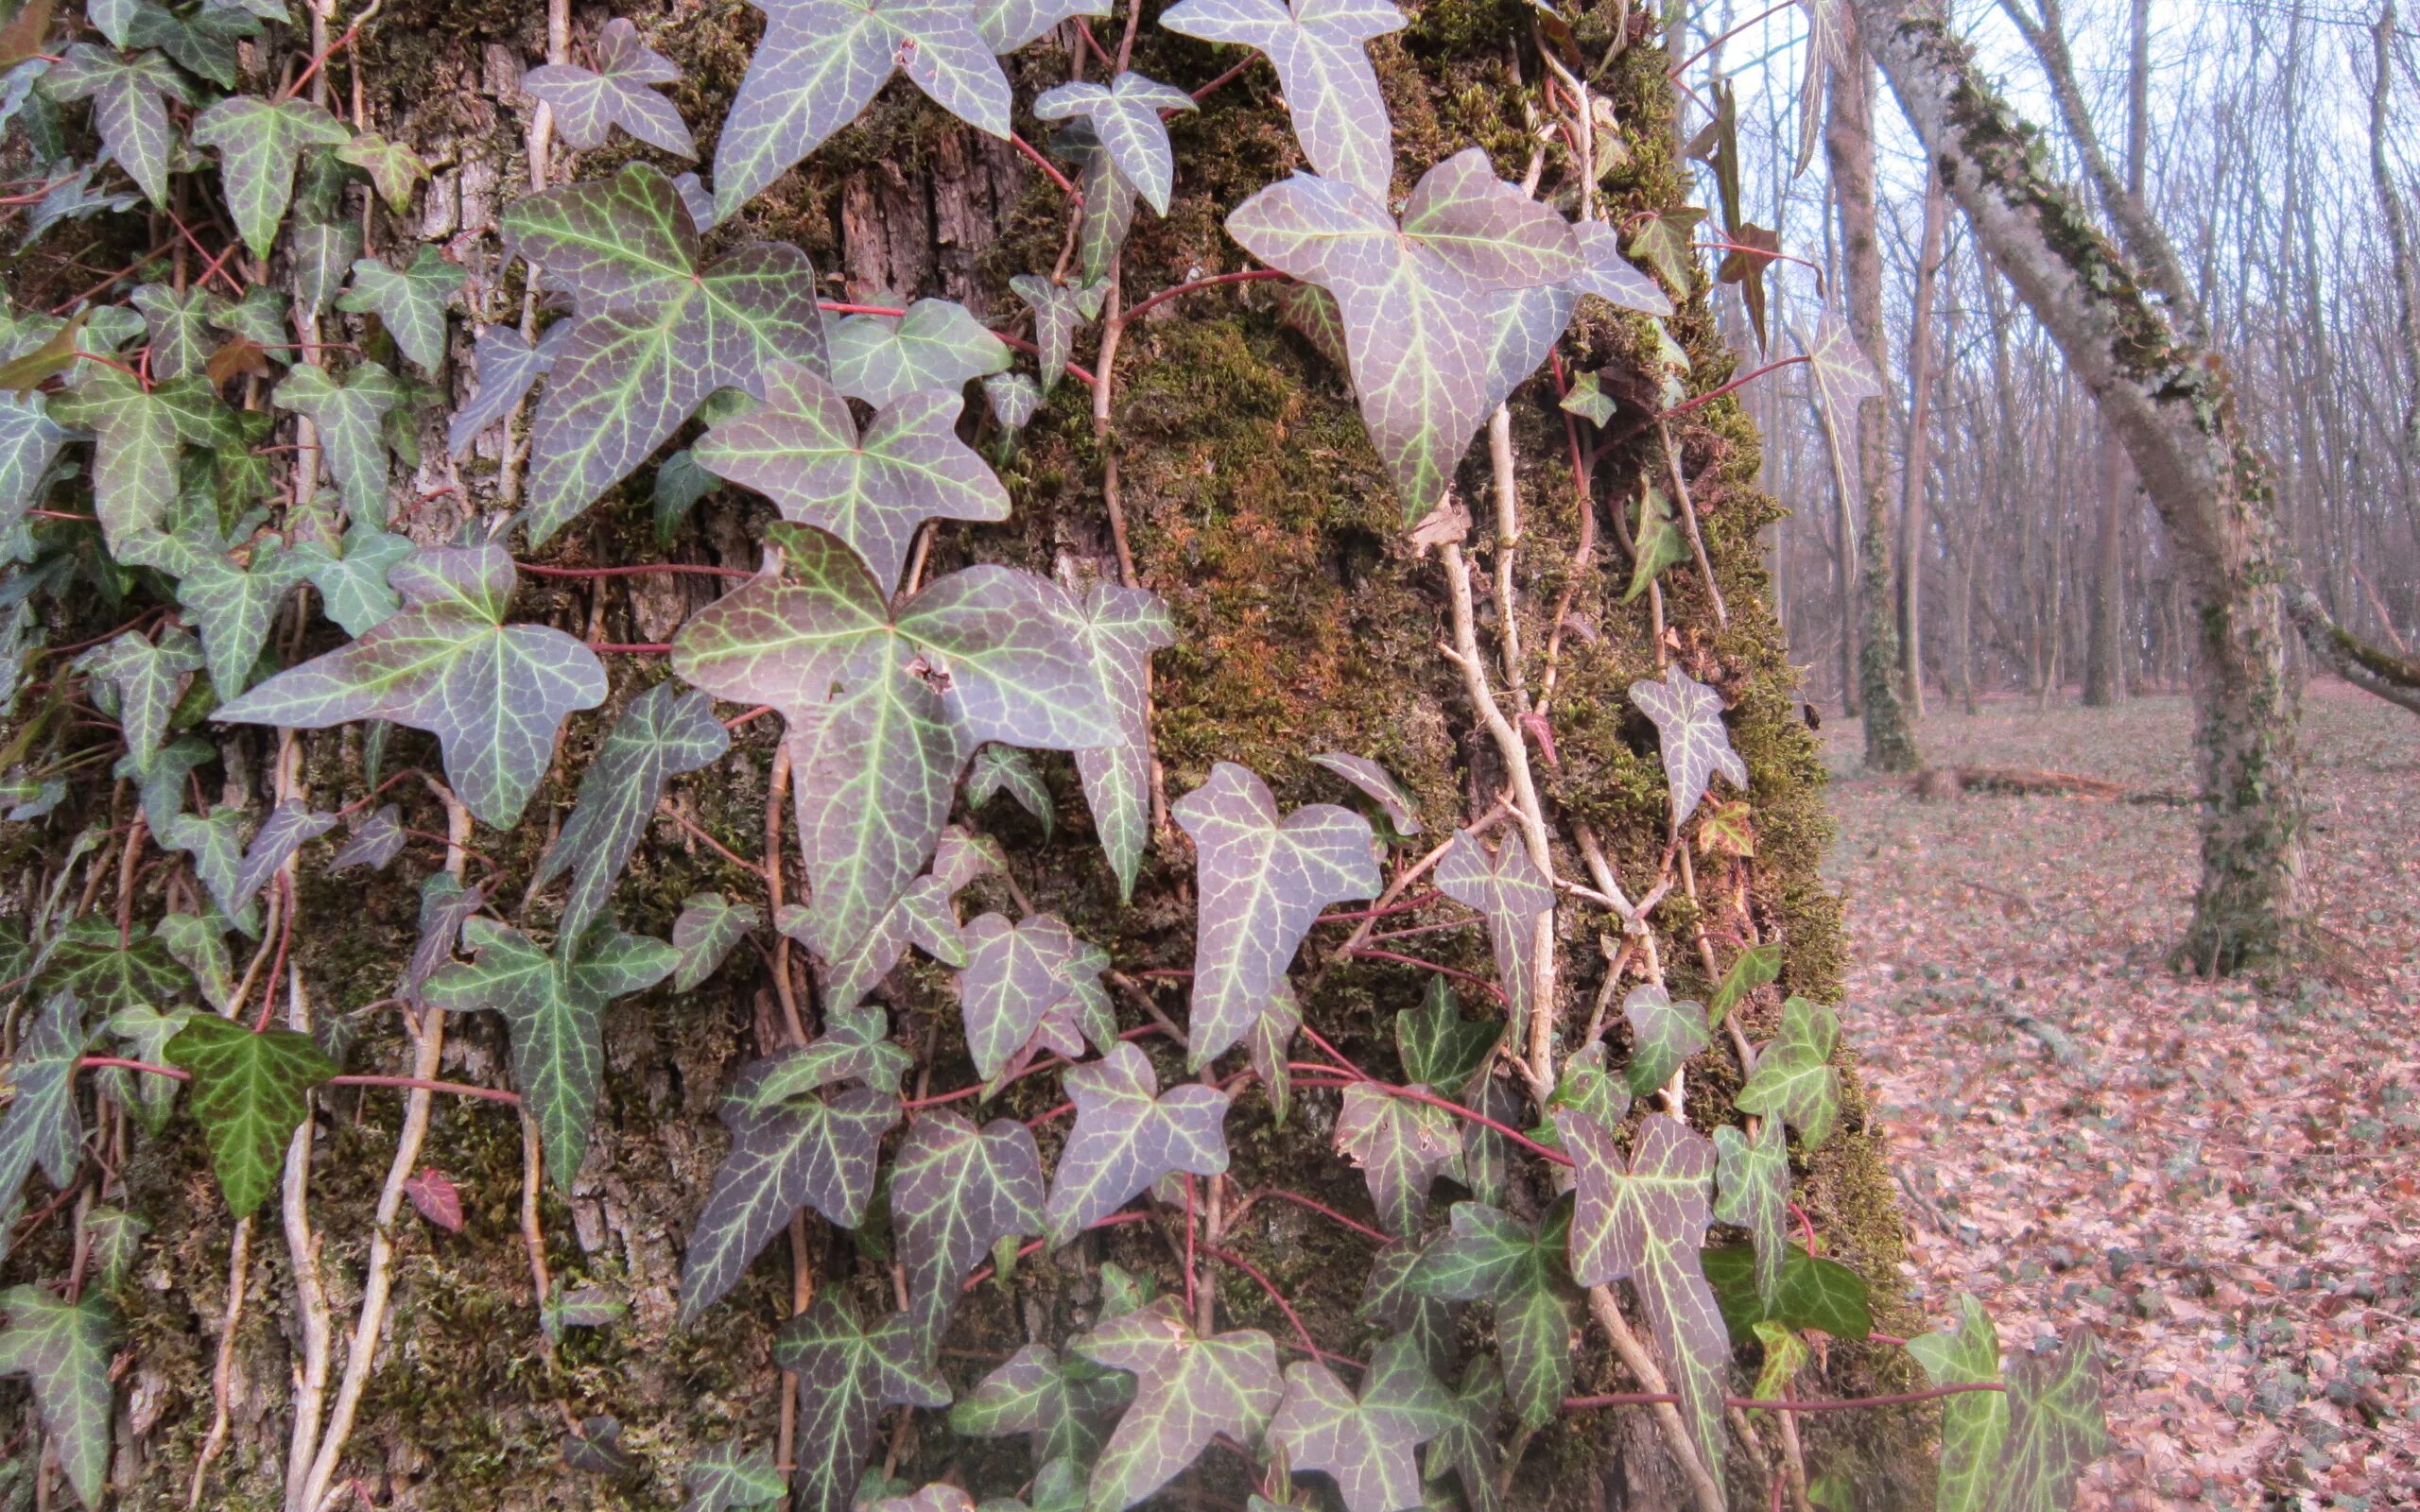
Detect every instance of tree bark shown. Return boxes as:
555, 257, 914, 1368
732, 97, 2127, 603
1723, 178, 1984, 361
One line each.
1897, 163, 1947, 715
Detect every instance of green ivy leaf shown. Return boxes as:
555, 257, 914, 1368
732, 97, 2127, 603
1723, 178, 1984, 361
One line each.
523, 18, 695, 157
536, 684, 728, 947
1624, 206, 1705, 293
1701, 1242, 1871, 1343
99, 1004, 193, 1132
293, 520, 411, 636
1393, 977, 1496, 1098
1560, 369, 1616, 426
76, 627, 200, 773
1422, 1357, 1503, 1512
1334, 1082, 1461, 1238
272, 361, 403, 525
165, 1014, 337, 1217
214, 545, 608, 829
1707, 939, 1780, 1029
1269, 1337, 1452, 1512
1906, 1296, 2007, 1512
771, 1300, 950, 1512
1994, 1333, 2107, 1512
1734, 996, 1841, 1148
82, 1205, 147, 1290
1749, 1319, 1806, 1408
1162, 0, 1404, 200
0, 994, 91, 1267
1621, 984, 1709, 1096
950, 1341, 1132, 1467
1408, 1201, 1578, 1430
1629, 663, 1747, 830
669, 892, 759, 992
164, 810, 244, 919
826, 299, 1011, 408
725, 1003, 914, 1112
1710, 1116, 1789, 1314
335, 130, 427, 213
154, 911, 234, 1010
1070, 582, 1174, 904
679, 1442, 786, 1512
1075, 1297, 1283, 1512
1032, 73, 1193, 215
41, 915, 189, 1013
1433, 827, 1552, 1039
1623, 484, 1690, 604
337, 248, 464, 373
1042, 1042, 1230, 1246
47, 45, 186, 205
891, 1109, 1043, 1342
0, 1286, 116, 1509
47, 368, 180, 557
0, 391, 65, 535
174, 539, 312, 696
123, 0, 258, 88
189, 94, 353, 258
422, 918, 675, 1187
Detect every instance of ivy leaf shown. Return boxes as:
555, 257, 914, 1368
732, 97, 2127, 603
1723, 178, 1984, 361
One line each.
123, 0, 257, 87
695, 359, 1007, 593
128, 283, 219, 382
984, 370, 1040, 430
1269, 1337, 1451, 1512
164, 810, 244, 919
1797, 304, 1881, 431
328, 804, 406, 873
670, 892, 759, 991
272, 362, 405, 525
76, 627, 200, 773
47, 45, 184, 205
976, 0, 1108, 51
175, 540, 312, 696
1622, 485, 1688, 604
422, 918, 676, 1188
41, 916, 190, 1013
1568, 221, 1673, 317
1716, 221, 1780, 350
818, 826, 999, 1013
1628, 663, 1745, 830
337, 248, 464, 373
0, 392, 65, 534
1702, 1243, 1870, 1343
336, 130, 427, 213
1433, 827, 1550, 1034
1539, 1040, 1629, 1146
1172, 761, 1377, 1068
950, 1341, 1132, 1466
712, 0, 1009, 218
892, 1109, 1044, 1342
1707, 939, 1780, 1028
536, 684, 729, 947
723, 1003, 913, 1112
0, 1286, 115, 1509
447, 321, 572, 459
1042, 1042, 1229, 1245
189, 94, 353, 259
153, 913, 233, 1009
1407, 1201, 1577, 1430
681, 1442, 786, 1512
1072, 581, 1174, 903
1733, 996, 1841, 1148
1244, 979, 1301, 1125
1056, 121, 1137, 285
1162, 0, 1406, 201
1075, 1297, 1283, 1511
680, 1075, 900, 1321
1423, 1358, 1503, 1512
1994, 1334, 2107, 1512
1393, 977, 1495, 1097
46, 369, 178, 555
165, 1015, 338, 1217
524, 18, 695, 157
228, 799, 337, 916
826, 299, 1011, 408
83, 1206, 147, 1290
295, 521, 413, 636
1032, 73, 1193, 215
292, 219, 359, 321
1710, 1117, 1789, 1314
1309, 751, 1422, 835
1559, 369, 1616, 426
1621, 984, 1709, 1097
1334, 1082, 1461, 1237
1556, 1109, 1728, 1491
1009, 275, 1106, 398
0, 994, 91, 1266
214, 545, 608, 829
1749, 1319, 1807, 1410
1227, 151, 1582, 522
1906, 1296, 2007, 1512
773, 1300, 950, 1512
402, 871, 483, 1007
500, 163, 824, 543
1624, 207, 1704, 294
966, 744, 1053, 835
959, 912, 1098, 1080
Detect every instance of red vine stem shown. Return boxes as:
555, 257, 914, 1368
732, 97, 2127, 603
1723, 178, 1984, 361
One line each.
1690, 240, 1825, 280
1117, 267, 1291, 326
1199, 1244, 1360, 1366
1636, 354, 1809, 431
1236, 1187, 1392, 1245
1008, 130, 1084, 204
1667, 0, 1803, 78
517, 560, 753, 581
1343, 946, 1507, 1003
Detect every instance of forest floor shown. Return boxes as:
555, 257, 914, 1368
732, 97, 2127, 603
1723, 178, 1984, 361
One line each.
1821, 681, 2418, 1512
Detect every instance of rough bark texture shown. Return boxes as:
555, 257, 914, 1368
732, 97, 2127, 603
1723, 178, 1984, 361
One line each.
0, 1, 1933, 1506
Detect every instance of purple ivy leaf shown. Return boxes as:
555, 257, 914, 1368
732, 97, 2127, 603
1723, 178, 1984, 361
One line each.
1424, 1357, 1504, 1512
535, 684, 731, 947
448, 320, 574, 459
1074, 1297, 1281, 1510
694, 360, 1008, 594
1557, 1108, 1729, 1493
228, 799, 337, 916
826, 299, 1011, 408
959, 912, 1088, 1081
401, 871, 483, 1007
892, 1110, 1044, 1342
525, 18, 696, 157
983, 370, 1041, 430
1309, 751, 1422, 834
1711, 1115, 1789, 1315
1996, 1332, 2108, 1512
1627, 663, 1747, 829
1244, 978, 1300, 1124
1621, 983, 1710, 1097
1042, 1043, 1229, 1245
1269, 1336, 1453, 1512
1432, 828, 1552, 1032
681, 1074, 902, 1323
1568, 220, 1673, 317
1161, 0, 1406, 201
0, 1285, 116, 1509
1032, 73, 1194, 215
1009, 275, 1107, 398
951, 1340, 1132, 1466
670, 892, 761, 992
713, 0, 1009, 219
215, 545, 608, 829
1071, 582, 1175, 904
965, 744, 1054, 836
723, 1003, 913, 1111
680, 1442, 786, 1512
976, 0, 1108, 52
1797, 303, 1883, 433
1334, 1082, 1461, 1238
1054, 120, 1137, 285
815, 826, 1001, 1012
773, 1300, 951, 1512
1171, 762, 1377, 1068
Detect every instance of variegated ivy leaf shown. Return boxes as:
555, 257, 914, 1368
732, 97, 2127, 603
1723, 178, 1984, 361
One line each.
1625, 206, 1705, 295
1041, 1042, 1229, 1245
329, 804, 406, 872
1393, 976, 1495, 1098
41, 917, 190, 1013
1797, 304, 1882, 433
1309, 751, 1421, 835
773, 1301, 950, 1512
1055, 120, 1137, 286
1009, 275, 1106, 399
292, 219, 359, 321
680, 1073, 900, 1321
1335, 1082, 1460, 1238
77, 627, 200, 774
959, 912, 1100, 1080
402, 871, 483, 1006
1245, 978, 1301, 1125
712, 0, 1010, 218
154, 912, 234, 1007
695, 360, 1007, 594
0, 994, 91, 1267
670, 892, 759, 991
295, 521, 412, 636
826, 299, 1011, 408
536, 684, 729, 947
966, 744, 1052, 835
1906, 1296, 2007, 1512
166, 1015, 339, 1218
1621, 983, 1709, 1097
1628, 663, 1746, 830
1996, 1333, 2109, 1512
1032, 73, 1193, 215
1568, 220, 1673, 317
336, 130, 428, 213
1162, 0, 1405, 201
1711, 1117, 1789, 1316
447, 320, 573, 459
0, 1286, 116, 1510
1076, 1297, 1283, 1511
977, 0, 1108, 51
123, 0, 261, 87
0, 393, 65, 535
228, 799, 337, 916
422, 918, 677, 1188
164, 810, 244, 919
215, 545, 608, 829
892, 1109, 1044, 1342
1733, 996, 1841, 1148
1556, 1109, 1727, 1492
337, 248, 465, 373
500, 163, 825, 542
1407, 1201, 1578, 1430
1424, 1357, 1503, 1512
130, 283, 219, 381
817, 825, 1000, 1012
951, 1341, 1132, 1466
1172, 761, 1377, 1068
46, 369, 180, 555
273, 361, 405, 525
724, 1002, 913, 1111
671, 523, 1111, 958
1433, 827, 1551, 1034
175, 540, 312, 696
1227, 151, 1583, 522
1708, 938, 1780, 1029
188, 94, 353, 259
83, 1205, 147, 1289
984, 370, 1040, 430
210, 285, 290, 354
680, 1442, 787, 1512
48, 45, 185, 206
524, 18, 696, 157
1270, 1336, 1451, 1512
1560, 370, 1616, 426
1071, 582, 1174, 904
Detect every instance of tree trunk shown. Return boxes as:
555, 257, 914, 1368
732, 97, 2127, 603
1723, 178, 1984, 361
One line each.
1896, 163, 1946, 717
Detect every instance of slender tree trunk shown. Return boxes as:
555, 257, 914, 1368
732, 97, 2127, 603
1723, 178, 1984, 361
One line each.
1897, 164, 1947, 716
